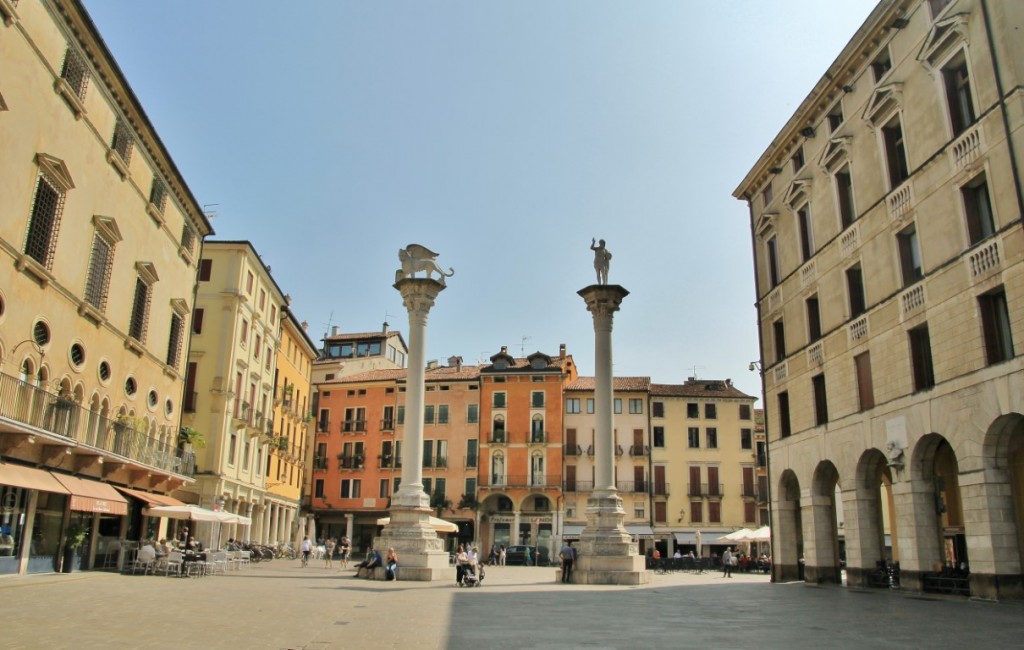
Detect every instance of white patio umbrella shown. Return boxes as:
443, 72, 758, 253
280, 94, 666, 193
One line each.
747, 526, 771, 542
144, 505, 251, 549
695, 529, 702, 557
376, 515, 458, 533
718, 528, 755, 542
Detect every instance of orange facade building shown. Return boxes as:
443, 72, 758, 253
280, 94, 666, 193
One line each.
477, 345, 577, 553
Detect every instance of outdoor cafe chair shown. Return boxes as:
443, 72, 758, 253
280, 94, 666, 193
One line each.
164, 550, 184, 577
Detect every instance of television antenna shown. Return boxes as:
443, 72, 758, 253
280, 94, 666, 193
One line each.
520, 335, 531, 356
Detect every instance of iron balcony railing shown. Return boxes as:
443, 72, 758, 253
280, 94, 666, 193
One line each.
529, 431, 547, 444
480, 475, 549, 488
740, 483, 757, 498
756, 453, 767, 467
629, 444, 650, 457
380, 418, 395, 431
652, 482, 670, 496
562, 480, 594, 493
464, 457, 478, 469
488, 431, 506, 444
687, 483, 724, 497
316, 419, 331, 434
312, 456, 328, 470
183, 390, 197, 413
337, 455, 365, 470
616, 480, 648, 493
342, 419, 366, 433
564, 444, 583, 457
0, 371, 194, 477
423, 456, 448, 469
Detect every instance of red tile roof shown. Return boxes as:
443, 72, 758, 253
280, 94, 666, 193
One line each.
650, 380, 755, 399
565, 377, 651, 392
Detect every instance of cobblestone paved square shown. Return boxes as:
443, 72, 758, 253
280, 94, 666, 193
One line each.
4, 564, 1024, 649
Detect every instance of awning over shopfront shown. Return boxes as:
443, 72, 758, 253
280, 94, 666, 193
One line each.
625, 525, 654, 539
50, 473, 128, 515
115, 486, 185, 508
562, 524, 586, 539
674, 530, 731, 544
0, 461, 70, 494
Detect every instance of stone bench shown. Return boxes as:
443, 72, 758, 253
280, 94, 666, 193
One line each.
356, 566, 387, 580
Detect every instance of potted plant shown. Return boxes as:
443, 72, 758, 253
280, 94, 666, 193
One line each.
61, 522, 89, 573
178, 426, 207, 449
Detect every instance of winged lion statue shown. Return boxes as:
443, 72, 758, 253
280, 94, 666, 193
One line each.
396, 244, 455, 285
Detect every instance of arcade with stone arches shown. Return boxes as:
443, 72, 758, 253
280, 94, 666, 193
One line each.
478, 492, 555, 554
772, 412, 1024, 600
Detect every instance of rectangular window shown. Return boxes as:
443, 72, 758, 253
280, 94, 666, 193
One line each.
314, 479, 324, 499
871, 46, 892, 83
531, 391, 544, 408
654, 501, 666, 524
228, 433, 237, 465
704, 403, 717, 419
706, 427, 718, 449
653, 426, 665, 448
166, 313, 184, 368
424, 405, 435, 425
614, 398, 622, 415
744, 502, 757, 524
963, 176, 995, 245
708, 501, 721, 524
110, 118, 134, 166
943, 53, 975, 136
396, 405, 405, 425
240, 319, 249, 345
586, 398, 595, 414
707, 467, 720, 496
128, 276, 152, 343
423, 440, 433, 468
883, 117, 910, 188
897, 225, 923, 287
827, 102, 844, 133
652, 401, 664, 418
797, 205, 814, 262
836, 166, 856, 229
566, 398, 581, 414
258, 288, 266, 311
980, 287, 1014, 365
184, 362, 198, 412
773, 319, 786, 362
629, 399, 643, 414
379, 479, 390, 499
466, 404, 478, 424
778, 391, 792, 438
493, 392, 506, 408
740, 403, 752, 420
855, 351, 875, 411
60, 46, 90, 100
762, 181, 773, 207
812, 373, 829, 426
254, 335, 261, 360
246, 270, 254, 295
687, 403, 699, 418
688, 427, 700, 449
437, 404, 449, 424
634, 501, 645, 519
803, 295, 822, 344
741, 428, 752, 449
766, 236, 781, 288
192, 308, 204, 335
791, 146, 805, 172
242, 439, 251, 471
691, 501, 703, 523
909, 324, 936, 391
198, 258, 212, 281
24, 171, 66, 270
465, 478, 476, 501
466, 439, 478, 468
847, 265, 866, 318
84, 232, 114, 311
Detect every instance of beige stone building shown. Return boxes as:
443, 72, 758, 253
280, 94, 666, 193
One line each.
649, 379, 759, 556
562, 377, 656, 552
735, 0, 1024, 599
0, 0, 213, 574
182, 241, 294, 544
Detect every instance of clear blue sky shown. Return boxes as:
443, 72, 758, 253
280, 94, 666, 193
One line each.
83, 0, 878, 401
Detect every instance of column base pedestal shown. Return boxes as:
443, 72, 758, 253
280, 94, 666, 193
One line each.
372, 506, 451, 582
565, 491, 651, 585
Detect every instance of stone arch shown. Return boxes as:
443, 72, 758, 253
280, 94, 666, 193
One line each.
908, 433, 966, 579
775, 469, 803, 581
981, 413, 1024, 587
845, 448, 898, 587
805, 461, 842, 584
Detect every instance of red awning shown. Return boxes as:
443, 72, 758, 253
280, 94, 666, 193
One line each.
50, 473, 128, 515
115, 486, 185, 508
0, 462, 70, 494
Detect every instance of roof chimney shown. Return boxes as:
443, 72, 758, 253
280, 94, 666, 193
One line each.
383, 322, 389, 334
331, 326, 340, 336
448, 356, 463, 372
427, 359, 439, 370
500, 346, 508, 354
301, 321, 308, 331
559, 343, 566, 359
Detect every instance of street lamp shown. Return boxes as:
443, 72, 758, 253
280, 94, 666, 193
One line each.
748, 360, 761, 373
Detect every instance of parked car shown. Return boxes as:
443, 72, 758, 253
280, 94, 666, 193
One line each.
505, 545, 551, 566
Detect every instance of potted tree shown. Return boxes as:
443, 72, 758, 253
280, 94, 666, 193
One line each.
61, 522, 89, 573
178, 426, 207, 449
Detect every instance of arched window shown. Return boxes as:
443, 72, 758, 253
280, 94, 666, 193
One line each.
492, 452, 505, 486
531, 452, 544, 486
493, 415, 505, 442
531, 414, 544, 442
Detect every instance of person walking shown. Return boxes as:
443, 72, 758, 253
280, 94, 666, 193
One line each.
722, 547, 734, 578
339, 536, 350, 569
559, 541, 576, 583
324, 537, 335, 568
499, 545, 506, 566
300, 536, 312, 568
455, 544, 470, 586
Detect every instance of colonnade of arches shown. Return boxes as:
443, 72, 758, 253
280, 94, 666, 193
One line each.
773, 414, 1024, 599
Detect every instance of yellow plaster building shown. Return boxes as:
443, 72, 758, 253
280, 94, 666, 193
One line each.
0, 0, 213, 574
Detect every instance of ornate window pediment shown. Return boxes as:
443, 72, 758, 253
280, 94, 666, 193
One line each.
918, 13, 970, 68
863, 83, 903, 127
818, 137, 853, 173
170, 298, 190, 316
35, 153, 75, 191
135, 261, 159, 285
785, 178, 813, 209
92, 215, 123, 244
755, 212, 778, 239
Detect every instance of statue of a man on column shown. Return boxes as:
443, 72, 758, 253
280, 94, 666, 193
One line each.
591, 238, 612, 285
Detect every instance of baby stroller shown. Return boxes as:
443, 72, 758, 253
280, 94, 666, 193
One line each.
462, 563, 485, 587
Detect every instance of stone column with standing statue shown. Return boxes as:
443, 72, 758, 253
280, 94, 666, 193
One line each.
373, 244, 454, 581
572, 238, 650, 585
